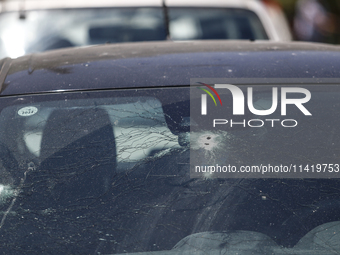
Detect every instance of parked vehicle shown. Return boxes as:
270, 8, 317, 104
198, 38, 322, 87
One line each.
0, 0, 292, 58
0, 40, 339, 254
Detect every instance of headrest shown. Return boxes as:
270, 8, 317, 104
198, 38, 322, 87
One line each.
39, 108, 116, 203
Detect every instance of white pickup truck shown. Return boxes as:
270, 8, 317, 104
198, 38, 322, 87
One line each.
0, 0, 292, 58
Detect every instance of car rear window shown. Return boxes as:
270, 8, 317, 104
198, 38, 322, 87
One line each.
0, 86, 339, 254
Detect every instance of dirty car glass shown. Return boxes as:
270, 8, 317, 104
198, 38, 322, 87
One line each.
0, 86, 340, 254
0, 7, 267, 58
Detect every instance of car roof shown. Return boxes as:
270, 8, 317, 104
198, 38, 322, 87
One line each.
1, 40, 340, 96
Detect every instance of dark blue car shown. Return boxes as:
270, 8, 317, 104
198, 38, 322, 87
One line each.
0, 41, 339, 254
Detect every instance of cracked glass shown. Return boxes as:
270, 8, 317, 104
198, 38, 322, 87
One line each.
0, 88, 339, 254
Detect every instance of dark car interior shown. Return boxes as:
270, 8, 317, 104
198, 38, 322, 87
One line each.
0, 88, 339, 254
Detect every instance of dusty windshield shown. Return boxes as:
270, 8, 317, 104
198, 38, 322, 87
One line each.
0, 7, 268, 58
0, 86, 339, 254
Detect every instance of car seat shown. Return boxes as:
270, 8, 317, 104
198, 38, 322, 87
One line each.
36, 107, 117, 206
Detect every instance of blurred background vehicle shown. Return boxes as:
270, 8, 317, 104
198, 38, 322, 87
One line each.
0, 0, 292, 58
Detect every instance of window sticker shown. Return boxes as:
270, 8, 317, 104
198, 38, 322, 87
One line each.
17, 106, 38, 117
